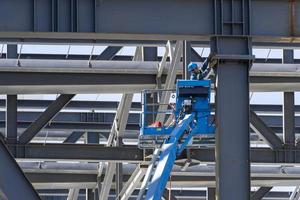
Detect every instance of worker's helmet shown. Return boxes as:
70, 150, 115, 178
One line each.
188, 62, 198, 72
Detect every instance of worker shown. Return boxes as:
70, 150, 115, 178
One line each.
188, 58, 211, 80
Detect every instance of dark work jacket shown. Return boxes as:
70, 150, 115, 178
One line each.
190, 58, 210, 80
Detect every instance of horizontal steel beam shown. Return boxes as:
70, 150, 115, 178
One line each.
0, 54, 299, 64
26, 172, 300, 188
0, 60, 300, 93
10, 144, 300, 164
36, 189, 290, 200
15, 144, 143, 163
0, 0, 299, 44
0, 99, 298, 113
0, 111, 296, 130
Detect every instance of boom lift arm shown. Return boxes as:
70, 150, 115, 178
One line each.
138, 80, 215, 200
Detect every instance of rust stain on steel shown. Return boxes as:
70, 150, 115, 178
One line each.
289, 0, 296, 37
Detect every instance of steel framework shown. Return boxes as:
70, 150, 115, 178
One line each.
0, 0, 300, 199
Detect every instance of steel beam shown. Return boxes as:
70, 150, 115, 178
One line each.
0, 99, 299, 114
15, 144, 143, 162
212, 36, 252, 200
250, 109, 283, 150
0, 0, 299, 43
156, 41, 182, 122
67, 188, 80, 200
12, 144, 300, 164
2, 52, 299, 63
290, 187, 300, 200
96, 46, 122, 60
0, 60, 300, 93
99, 48, 138, 200
251, 187, 272, 200
19, 94, 75, 144
119, 167, 146, 200
33, 189, 296, 199
0, 139, 40, 199
64, 131, 85, 143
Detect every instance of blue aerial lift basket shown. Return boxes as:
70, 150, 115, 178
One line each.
139, 79, 215, 149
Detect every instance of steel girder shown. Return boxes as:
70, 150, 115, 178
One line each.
0, 139, 40, 200
18, 94, 75, 144
8, 144, 300, 164
0, 0, 299, 45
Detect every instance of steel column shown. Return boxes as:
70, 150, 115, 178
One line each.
163, 189, 177, 200
5, 95, 18, 155
207, 188, 215, 200
115, 138, 123, 200
283, 92, 295, 146
212, 36, 253, 200
19, 94, 75, 144
0, 139, 40, 199
6, 44, 17, 59
282, 49, 295, 162
86, 189, 94, 200
87, 132, 99, 144
143, 47, 157, 61
5, 44, 18, 155
183, 41, 191, 80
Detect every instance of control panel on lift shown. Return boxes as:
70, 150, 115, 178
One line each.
139, 79, 215, 149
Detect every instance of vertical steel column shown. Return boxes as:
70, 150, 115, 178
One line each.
6, 95, 17, 155
115, 138, 123, 200
183, 41, 191, 80
207, 188, 216, 200
86, 133, 99, 200
211, 36, 253, 200
6, 44, 18, 155
283, 49, 295, 162
283, 92, 295, 145
6, 44, 17, 59
143, 47, 157, 61
86, 189, 94, 200
87, 132, 99, 144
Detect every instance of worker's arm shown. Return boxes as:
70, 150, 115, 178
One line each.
190, 73, 198, 80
